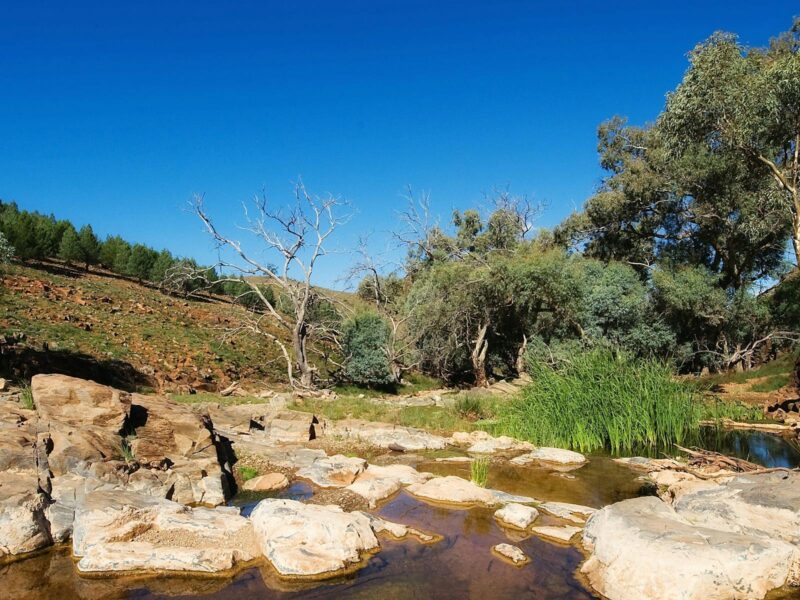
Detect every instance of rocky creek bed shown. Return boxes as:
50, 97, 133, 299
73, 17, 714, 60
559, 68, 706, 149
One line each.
3, 374, 800, 599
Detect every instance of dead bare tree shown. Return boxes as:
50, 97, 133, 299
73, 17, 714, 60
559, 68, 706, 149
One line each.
192, 182, 349, 389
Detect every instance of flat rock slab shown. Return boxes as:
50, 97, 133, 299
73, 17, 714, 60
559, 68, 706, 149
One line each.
296, 455, 367, 488
250, 499, 378, 577
492, 543, 530, 566
538, 501, 596, 524
242, 473, 290, 492
511, 447, 587, 466
357, 512, 440, 543
346, 464, 432, 507
494, 503, 539, 529
330, 419, 449, 451
73, 490, 257, 573
450, 431, 533, 454
407, 475, 536, 507
532, 525, 582, 543
582, 496, 800, 600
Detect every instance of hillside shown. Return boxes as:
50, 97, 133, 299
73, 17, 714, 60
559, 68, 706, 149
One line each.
0, 261, 353, 392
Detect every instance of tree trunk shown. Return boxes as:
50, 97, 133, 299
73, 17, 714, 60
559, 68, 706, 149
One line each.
515, 334, 528, 375
292, 321, 314, 388
794, 354, 800, 397
471, 322, 489, 388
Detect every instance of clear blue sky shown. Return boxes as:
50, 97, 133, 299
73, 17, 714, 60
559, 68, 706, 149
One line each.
2, 1, 797, 287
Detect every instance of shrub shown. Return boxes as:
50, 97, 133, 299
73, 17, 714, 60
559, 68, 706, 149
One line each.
342, 313, 393, 386
19, 385, 34, 410
454, 395, 490, 420
491, 348, 700, 453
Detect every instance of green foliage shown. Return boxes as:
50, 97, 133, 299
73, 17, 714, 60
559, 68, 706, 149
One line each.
77, 225, 101, 267
342, 313, 393, 386
126, 244, 158, 280
238, 466, 258, 481
470, 458, 490, 487
749, 375, 790, 393
120, 437, 135, 462
491, 348, 700, 453
454, 395, 490, 420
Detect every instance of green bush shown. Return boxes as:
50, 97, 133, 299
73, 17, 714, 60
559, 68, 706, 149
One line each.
238, 466, 258, 481
490, 348, 700, 453
342, 313, 393, 386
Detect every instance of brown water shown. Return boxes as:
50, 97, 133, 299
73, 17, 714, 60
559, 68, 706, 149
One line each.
3, 430, 799, 600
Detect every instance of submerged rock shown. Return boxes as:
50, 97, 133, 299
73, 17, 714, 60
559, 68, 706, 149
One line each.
357, 512, 439, 543
407, 475, 536, 507
250, 499, 378, 577
582, 495, 800, 600
492, 543, 530, 566
493, 503, 539, 529
73, 490, 257, 573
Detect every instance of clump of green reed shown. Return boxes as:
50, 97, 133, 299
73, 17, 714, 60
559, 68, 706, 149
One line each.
470, 457, 490, 487
120, 437, 135, 463
488, 348, 700, 453
19, 384, 35, 410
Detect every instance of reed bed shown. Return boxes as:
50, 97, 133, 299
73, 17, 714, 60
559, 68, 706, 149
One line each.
490, 349, 700, 453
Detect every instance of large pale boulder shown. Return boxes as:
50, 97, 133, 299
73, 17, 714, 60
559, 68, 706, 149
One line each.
0, 472, 52, 559
250, 499, 379, 577
31, 375, 131, 475
346, 464, 432, 507
296, 455, 367, 488
538, 501, 596, 524
406, 475, 536, 507
582, 496, 800, 600
450, 431, 533, 454
669, 471, 800, 545
73, 490, 257, 573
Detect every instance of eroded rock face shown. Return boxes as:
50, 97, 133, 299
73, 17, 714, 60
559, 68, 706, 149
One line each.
538, 501, 596, 524
0, 472, 51, 559
582, 496, 800, 600
346, 464, 432, 507
32, 374, 131, 475
73, 490, 257, 573
250, 499, 378, 577
407, 476, 536, 507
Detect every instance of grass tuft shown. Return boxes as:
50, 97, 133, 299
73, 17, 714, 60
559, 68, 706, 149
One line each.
120, 437, 135, 462
470, 457, 490, 487
238, 466, 258, 481
19, 384, 35, 410
488, 348, 700, 453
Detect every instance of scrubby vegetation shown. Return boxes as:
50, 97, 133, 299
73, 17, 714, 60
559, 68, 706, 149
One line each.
470, 458, 490, 487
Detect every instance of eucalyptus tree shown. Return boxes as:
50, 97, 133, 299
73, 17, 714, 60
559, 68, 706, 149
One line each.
659, 20, 800, 266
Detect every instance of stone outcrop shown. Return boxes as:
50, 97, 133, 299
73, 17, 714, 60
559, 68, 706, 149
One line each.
32, 374, 131, 475
532, 524, 582, 543
538, 501, 595, 524
250, 499, 378, 577
450, 431, 533, 454
330, 419, 449, 451
73, 490, 257, 573
582, 495, 800, 600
